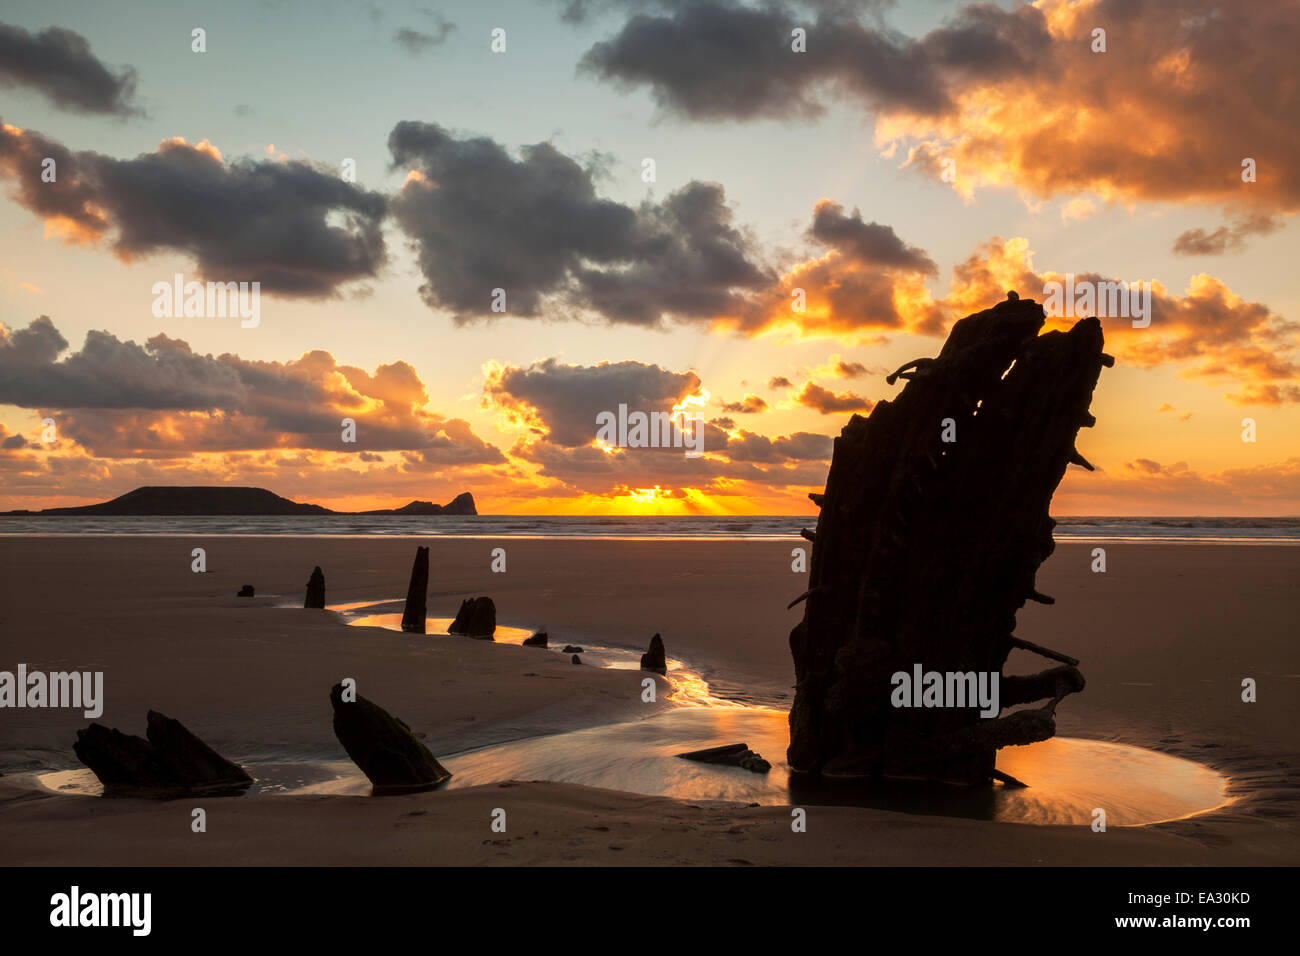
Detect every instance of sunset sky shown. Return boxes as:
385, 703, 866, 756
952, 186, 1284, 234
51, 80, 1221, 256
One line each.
1, 0, 1296, 515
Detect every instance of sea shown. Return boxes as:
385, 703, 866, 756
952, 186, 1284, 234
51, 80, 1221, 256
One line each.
0, 514, 1297, 542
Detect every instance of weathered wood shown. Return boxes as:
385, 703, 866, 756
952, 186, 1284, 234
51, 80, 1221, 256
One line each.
448, 595, 495, 638
640, 633, 667, 674
73, 711, 252, 796
1007, 636, 1080, 667
676, 743, 772, 774
329, 683, 450, 792
992, 768, 1028, 788
787, 293, 1104, 785
304, 566, 325, 608
400, 547, 428, 633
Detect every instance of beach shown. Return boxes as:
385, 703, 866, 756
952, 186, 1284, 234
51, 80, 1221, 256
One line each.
1, 535, 1297, 866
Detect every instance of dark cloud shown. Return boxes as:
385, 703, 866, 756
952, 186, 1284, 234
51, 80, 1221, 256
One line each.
576, 0, 1046, 121
768, 375, 793, 389
0, 123, 388, 296
483, 358, 702, 447
724, 429, 831, 462
0, 22, 140, 116
394, 12, 457, 54
737, 198, 943, 337
575, 181, 773, 324
833, 358, 866, 377
0, 316, 244, 409
1173, 213, 1283, 256
794, 380, 873, 414
388, 121, 770, 325
0, 316, 505, 460
808, 200, 936, 274
720, 393, 768, 414
578, 1, 1300, 213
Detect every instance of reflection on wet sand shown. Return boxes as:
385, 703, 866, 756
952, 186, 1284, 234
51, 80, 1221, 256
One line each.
439, 708, 1230, 826
37, 601, 1230, 827
38, 710, 1228, 826
337, 599, 1230, 825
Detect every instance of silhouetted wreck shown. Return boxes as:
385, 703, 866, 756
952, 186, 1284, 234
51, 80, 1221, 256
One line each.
788, 292, 1108, 786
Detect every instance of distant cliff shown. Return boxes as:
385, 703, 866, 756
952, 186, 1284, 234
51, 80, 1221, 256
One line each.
1, 487, 478, 517
358, 493, 477, 516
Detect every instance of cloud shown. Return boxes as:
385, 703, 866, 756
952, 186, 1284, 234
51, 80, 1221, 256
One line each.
807, 200, 937, 274
1055, 455, 1300, 512
389, 121, 771, 325
801, 353, 871, 379
882, 0, 1300, 212
0, 316, 505, 461
793, 380, 873, 414
394, 11, 457, 53
478, 353, 834, 497
511, 430, 829, 496
391, 123, 944, 339
0, 423, 26, 450
724, 429, 832, 463
720, 394, 769, 414
723, 199, 943, 339
579, 1, 1299, 213
940, 236, 1300, 404
0, 122, 388, 296
1173, 213, 1283, 256
577, 0, 1045, 122
482, 357, 703, 447
768, 375, 793, 389
0, 22, 140, 116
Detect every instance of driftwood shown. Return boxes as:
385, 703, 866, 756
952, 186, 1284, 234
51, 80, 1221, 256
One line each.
304, 566, 325, 608
400, 547, 428, 633
73, 711, 252, 796
676, 742, 771, 774
640, 633, 667, 674
329, 683, 451, 792
787, 293, 1107, 785
448, 596, 496, 638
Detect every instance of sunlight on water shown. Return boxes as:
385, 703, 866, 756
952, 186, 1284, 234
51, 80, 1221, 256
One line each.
332, 599, 1229, 824
36, 762, 367, 798
347, 612, 536, 643
338, 598, 735, 708
438, 708, 1230, 826
35, 711, 1230, 825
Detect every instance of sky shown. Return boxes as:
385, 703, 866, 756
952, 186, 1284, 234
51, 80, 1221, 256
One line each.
0, 0, 1297, 515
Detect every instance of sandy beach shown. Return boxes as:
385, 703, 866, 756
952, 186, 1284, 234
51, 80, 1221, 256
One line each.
1, 535, 1297, 866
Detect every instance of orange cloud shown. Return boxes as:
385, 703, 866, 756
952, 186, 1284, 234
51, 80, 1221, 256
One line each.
879, 0, 1298, 213
942, 238, 1300, 404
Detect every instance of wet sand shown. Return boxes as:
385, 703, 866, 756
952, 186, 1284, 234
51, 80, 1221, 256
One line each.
0, 536, 1297, 865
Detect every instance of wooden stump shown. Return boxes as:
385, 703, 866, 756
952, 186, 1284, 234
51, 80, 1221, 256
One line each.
787, 293, 1106, 785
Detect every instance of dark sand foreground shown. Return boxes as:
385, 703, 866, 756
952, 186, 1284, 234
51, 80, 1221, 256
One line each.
1, 536, 1297, 865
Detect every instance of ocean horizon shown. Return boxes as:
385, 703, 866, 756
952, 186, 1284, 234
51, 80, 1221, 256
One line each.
1, 514, 1297, 542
